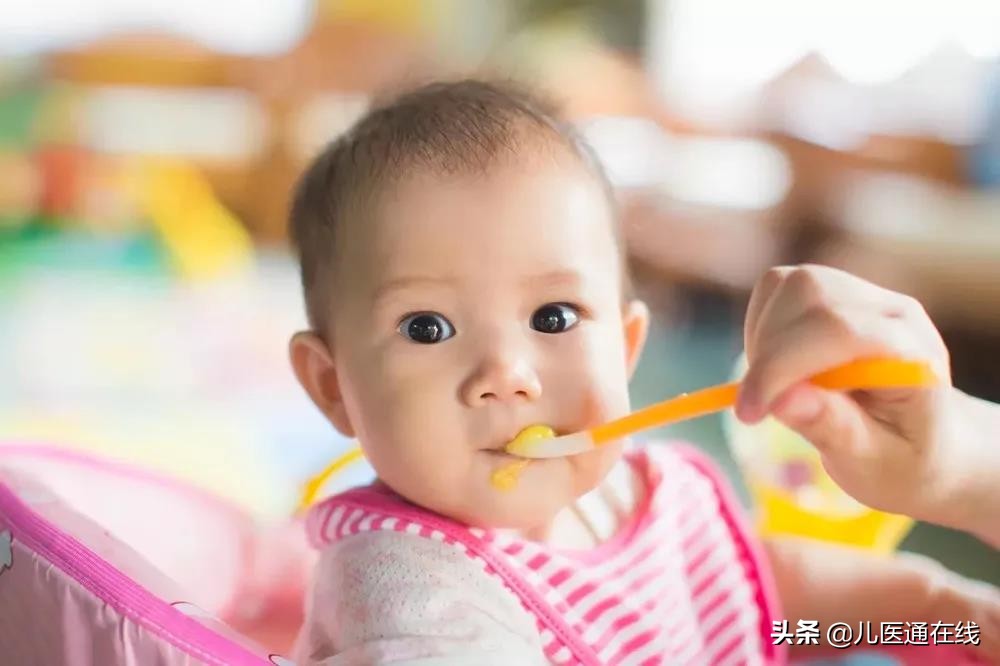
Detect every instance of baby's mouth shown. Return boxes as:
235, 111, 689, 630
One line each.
485, 424, 559, 492
482, 438, 525, 457
483, 448, 519, 460
486, 424, 560, 457
480, 436, 531, 458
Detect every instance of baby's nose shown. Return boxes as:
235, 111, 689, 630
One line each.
461, 356, 542, 406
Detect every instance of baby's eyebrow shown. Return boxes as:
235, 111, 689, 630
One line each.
372, 270, 584, 307
526, 270, 584, 289
373, 275, 456, 304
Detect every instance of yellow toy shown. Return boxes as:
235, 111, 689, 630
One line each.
133, 158, 253, 279
724, 357, 921, 553
297, 447, 367, 514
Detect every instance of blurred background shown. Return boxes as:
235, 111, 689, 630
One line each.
1, 0, 998, 582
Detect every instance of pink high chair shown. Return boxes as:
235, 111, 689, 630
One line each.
0, 444, 311, 665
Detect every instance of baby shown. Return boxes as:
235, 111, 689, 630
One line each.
287, 80, 1000, 664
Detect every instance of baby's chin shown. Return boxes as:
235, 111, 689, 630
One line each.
375, 445, 624, 531
456, 492, 570, 531
459, 450, 622, 530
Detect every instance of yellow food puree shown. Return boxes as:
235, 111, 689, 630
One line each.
490, 424, 556, 491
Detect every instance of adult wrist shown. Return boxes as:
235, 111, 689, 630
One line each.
925, 391, 1000, 547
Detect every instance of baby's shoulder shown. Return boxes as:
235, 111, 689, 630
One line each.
307, 529, 539, 642
317, 527, 480, 585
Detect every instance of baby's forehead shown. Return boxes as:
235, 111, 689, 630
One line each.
336, 171, 622, 302
316, 137, 629, 324
364, 156, 616, 250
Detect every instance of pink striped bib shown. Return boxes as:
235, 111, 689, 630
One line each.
306, 444, 785, 666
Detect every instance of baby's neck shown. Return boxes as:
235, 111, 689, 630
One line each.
510, 457, 643, 549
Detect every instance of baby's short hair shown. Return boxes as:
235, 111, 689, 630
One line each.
289, 78, 626, 332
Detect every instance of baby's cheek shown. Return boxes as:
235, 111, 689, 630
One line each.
365, 363, 450, 434
572, 378, 625, 431
579, 391, 610, 428
348, 383, 443, 478
578, 330, 633, 413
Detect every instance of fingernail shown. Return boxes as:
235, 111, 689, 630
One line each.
735, 387, 762, 423
775, 389, 823, 425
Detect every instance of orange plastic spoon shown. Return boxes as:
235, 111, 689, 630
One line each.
506, 358, 937, 459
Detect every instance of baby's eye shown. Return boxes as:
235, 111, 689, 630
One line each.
531, 303, 580, 334
398, 312, 455, 344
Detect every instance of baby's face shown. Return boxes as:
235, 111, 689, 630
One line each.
322, 153, 646, 529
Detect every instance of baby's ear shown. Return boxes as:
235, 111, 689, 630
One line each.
289, 331, 355, 437
622, 299, 650, 380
